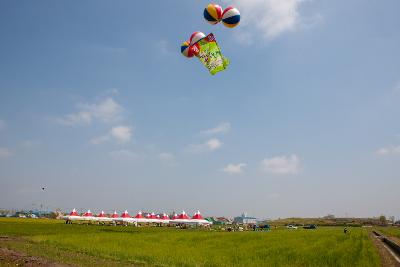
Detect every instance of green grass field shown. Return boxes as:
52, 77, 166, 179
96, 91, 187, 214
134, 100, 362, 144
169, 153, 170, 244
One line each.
0, 218, 380, 267
376, 226, 400, 239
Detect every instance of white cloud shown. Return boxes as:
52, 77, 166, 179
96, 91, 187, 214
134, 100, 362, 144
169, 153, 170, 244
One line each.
110, 126, 132, 143
57, 111, 92, 126
158, 152, 178, 166
109, 149, 138, 160
57, 97, 122, 126
260, 154, 301, 175
0, 147, 13, 159
202, 122, 231, 135
206, 138, 222, 150
186, 138, 223, 153
83, 97, 122, 122
90, 125, 133, 145
90, 135, 110, 145
221, 163, 247, 174
376, 146, 400, 156
0, 119, 6, 131
376, 148, 389, 156
230, 0, 317, 41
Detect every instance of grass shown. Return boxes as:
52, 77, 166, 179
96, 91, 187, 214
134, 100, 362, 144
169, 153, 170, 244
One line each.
0, 218, 381, 267
375, 226, 400, 239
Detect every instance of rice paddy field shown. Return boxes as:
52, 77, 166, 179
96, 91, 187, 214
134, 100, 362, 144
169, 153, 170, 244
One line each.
376, 226, 400, 239
0, 218, 381, 267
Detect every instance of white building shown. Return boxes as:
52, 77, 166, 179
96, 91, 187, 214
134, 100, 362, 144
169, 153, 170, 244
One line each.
233, 213, 257, 224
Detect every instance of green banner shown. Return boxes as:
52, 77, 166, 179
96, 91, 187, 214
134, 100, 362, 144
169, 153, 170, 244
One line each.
196, 33, 229, 75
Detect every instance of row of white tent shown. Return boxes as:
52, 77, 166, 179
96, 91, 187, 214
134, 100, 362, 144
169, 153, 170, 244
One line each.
63, 209, 211, 225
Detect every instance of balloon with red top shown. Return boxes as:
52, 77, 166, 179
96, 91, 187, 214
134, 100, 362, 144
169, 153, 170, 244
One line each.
222, 6, 240, 28
189, 31, 206, 45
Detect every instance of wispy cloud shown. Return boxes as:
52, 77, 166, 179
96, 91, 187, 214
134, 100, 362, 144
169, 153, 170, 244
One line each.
260, 154, 301, 175
90, 135, 110, 145
221, 163, 247, 174
230, 0, 319, 42
56, 97, 122, 126
91, 125, 133, 144
186, 138, 223, 153
201, 122, 231, 135
376, 146, 400, 156
206, 138, 223, 150
0, 147, 13, 159
110, 126, 132, 143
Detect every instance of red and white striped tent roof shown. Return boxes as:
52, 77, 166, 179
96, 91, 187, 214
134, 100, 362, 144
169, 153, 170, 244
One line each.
178, 211, 190, 220
111, 211, 119, 218
145, 213, 151, 218
83, 210, 93, 217
192, 211, 203, 220
121, 210, 131, 218
161, 213, 169, 220
172, 213, 179, 220
134, 211, 144, 219
69, 209, 79, 216
150, 212, 157, 219
97, 211, 107, 217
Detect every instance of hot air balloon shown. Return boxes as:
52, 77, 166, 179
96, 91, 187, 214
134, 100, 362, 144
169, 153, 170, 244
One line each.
204, 3, 223, 25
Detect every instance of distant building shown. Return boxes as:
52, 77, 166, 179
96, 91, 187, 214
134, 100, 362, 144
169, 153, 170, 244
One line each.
323, 214, 335, 220
234, 213, 257, 224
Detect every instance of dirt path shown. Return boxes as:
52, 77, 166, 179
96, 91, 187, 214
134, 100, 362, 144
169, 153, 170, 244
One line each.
370, 232, 400, 267
0, 236, 140, 267
391, 237, 400, 245
0, 247, 72, 267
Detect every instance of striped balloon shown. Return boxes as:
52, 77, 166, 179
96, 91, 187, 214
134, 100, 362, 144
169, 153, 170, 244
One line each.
190, 43, 200, 57
181, 41, 199, 58
189, 31, 206, 46
222, 6, 240, 28
181, 41, 193, 58
203, 3, 223, 25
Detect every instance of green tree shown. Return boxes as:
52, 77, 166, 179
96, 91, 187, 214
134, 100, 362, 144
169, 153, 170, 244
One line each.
379, 215, 387, 225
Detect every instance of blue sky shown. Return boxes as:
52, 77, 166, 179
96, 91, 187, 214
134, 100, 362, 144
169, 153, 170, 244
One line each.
0, 0, 399, 219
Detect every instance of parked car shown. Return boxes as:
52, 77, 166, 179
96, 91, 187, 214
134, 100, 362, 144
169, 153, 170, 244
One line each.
286, 225, 298, 229
303, 224, 317, 229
